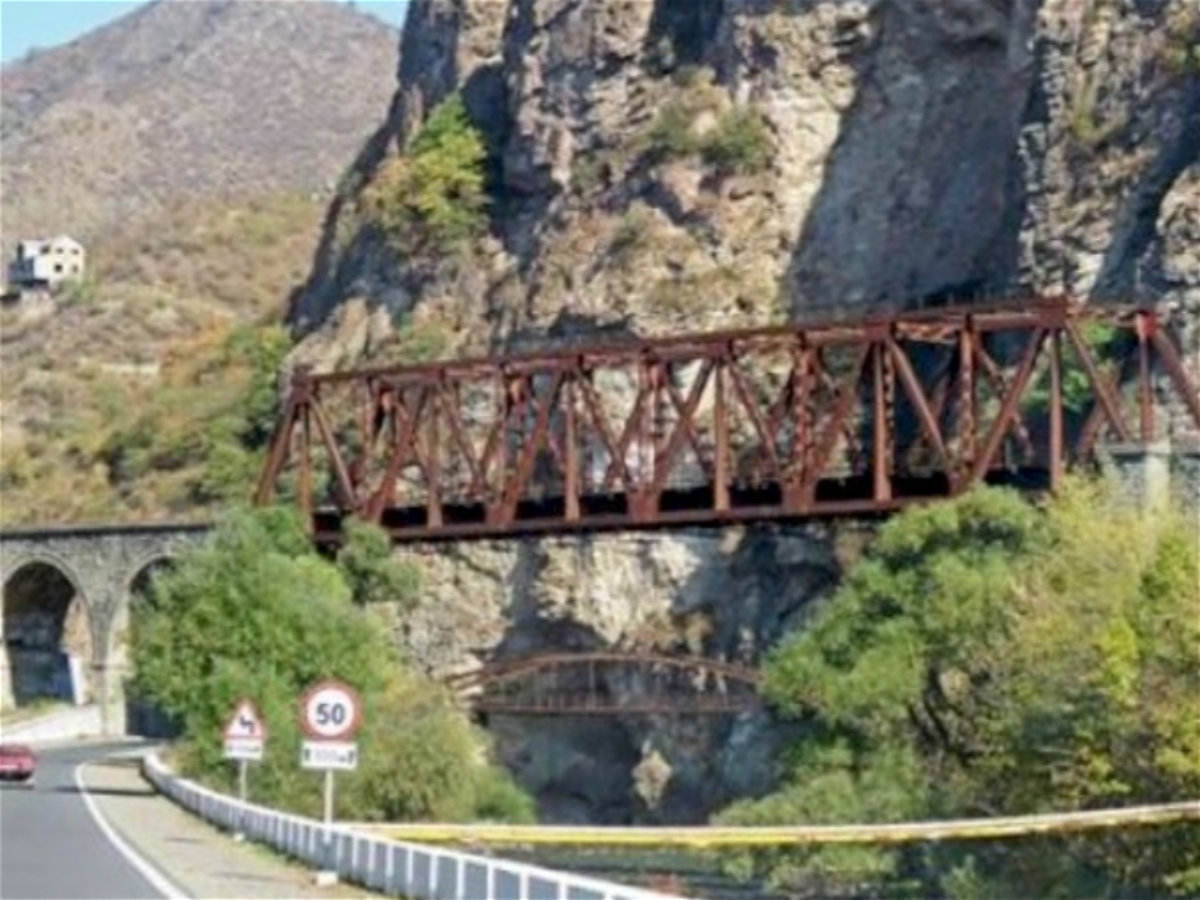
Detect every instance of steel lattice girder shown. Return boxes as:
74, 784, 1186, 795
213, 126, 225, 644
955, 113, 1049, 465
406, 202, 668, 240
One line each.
445, 652, 761, 717
255, 297, 1200, 543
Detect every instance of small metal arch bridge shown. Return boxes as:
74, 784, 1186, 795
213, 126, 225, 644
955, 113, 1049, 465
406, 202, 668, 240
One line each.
445, 651, 762, 716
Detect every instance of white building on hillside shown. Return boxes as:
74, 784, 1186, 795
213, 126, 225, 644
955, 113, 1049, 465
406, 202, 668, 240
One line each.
7, 235, 86, 287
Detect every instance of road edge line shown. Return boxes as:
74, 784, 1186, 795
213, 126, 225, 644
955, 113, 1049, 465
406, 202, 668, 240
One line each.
74, 761, 193, 900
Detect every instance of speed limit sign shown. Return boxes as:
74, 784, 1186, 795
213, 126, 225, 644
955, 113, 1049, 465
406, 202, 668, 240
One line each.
299, 679, 363, 741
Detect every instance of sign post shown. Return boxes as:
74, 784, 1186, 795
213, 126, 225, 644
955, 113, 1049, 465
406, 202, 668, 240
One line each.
222, 698, 267, 842
298, 679, 363, 886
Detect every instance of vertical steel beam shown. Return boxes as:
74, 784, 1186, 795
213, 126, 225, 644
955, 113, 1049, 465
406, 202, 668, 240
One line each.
298, 404, 313, 527
1136, 311, 1154, 443
1048, 330, 1064, 490
713, 355, 730, 512
426, 380, 443, 528
564, 373, 580, 522
872, 342, 892, 502
957, 324, 976, 488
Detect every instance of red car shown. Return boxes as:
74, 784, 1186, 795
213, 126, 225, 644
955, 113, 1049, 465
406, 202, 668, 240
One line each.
0, 743, 37, 788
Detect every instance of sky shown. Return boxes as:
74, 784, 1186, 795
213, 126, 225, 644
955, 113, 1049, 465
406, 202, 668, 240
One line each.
0, 0, 410, 65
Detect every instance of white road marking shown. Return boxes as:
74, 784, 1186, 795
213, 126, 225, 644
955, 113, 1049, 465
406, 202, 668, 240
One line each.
74, 761, 193, 900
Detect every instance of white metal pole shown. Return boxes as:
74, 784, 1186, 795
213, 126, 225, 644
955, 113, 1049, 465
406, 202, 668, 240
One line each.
315, 768, 338, 885
234, 759, 248, 842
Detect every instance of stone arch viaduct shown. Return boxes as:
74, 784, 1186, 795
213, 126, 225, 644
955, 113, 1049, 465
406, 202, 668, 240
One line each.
0, 521, 212, 734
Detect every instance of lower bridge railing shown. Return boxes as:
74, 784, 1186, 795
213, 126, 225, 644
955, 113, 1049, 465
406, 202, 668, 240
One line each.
141, 751, 696, 900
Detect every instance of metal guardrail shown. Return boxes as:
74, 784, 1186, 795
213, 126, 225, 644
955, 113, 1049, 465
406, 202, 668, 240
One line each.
141, 752, 697, 900
348, 800, 1200, 848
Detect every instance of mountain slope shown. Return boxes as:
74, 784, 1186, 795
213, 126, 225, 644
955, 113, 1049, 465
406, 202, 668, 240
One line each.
0, 0, 404, 525
0, 0, 401, 261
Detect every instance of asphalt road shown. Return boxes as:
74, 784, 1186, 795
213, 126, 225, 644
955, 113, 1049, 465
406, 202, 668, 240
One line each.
0, 742, 173, 900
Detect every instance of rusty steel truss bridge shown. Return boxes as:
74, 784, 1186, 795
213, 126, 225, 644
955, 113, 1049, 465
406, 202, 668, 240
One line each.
255, 296, 1200, 545
445, 652, 762, 716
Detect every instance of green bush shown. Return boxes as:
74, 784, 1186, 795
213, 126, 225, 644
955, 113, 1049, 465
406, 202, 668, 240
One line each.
364, 94, 488, 255
1023, 320, 1119, 414
99, 323, 292, 506
701, 107, 772, 177
388, 312, 452, 364
642, 100, 773, 177
644, 101, 701, 166
337, 517, 422, 609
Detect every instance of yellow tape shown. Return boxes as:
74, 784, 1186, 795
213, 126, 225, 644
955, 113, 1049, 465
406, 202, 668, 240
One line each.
346, 800, 1200, 848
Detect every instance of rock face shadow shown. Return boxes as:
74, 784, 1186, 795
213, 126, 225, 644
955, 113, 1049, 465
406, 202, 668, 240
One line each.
444, 524, 843, 825
782, 0, 1039, 317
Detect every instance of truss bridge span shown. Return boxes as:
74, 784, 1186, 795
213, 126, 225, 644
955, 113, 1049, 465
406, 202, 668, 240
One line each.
255, 297, 1200, 544
445, 652, 762, 717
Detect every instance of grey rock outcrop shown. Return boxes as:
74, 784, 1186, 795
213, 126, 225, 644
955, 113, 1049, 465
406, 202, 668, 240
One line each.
288, 0, 1200, 823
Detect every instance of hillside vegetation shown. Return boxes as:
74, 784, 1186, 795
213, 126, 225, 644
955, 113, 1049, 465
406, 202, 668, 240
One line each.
0, 0, 403, 527
0, 191, 324, 525
719, 483, 1200, 898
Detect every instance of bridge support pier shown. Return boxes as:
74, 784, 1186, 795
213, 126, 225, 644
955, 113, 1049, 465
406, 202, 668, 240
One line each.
1106, 439, 1200, 537
0, 644, 14, 710
1172, 443, 1200, 542
92, 661, 130, 738
1106, 440, 1173, 513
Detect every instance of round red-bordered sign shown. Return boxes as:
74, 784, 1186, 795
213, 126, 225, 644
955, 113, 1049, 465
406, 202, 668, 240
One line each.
299, 679, 363, 741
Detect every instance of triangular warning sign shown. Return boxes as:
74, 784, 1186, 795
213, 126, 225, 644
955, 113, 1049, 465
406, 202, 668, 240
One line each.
223, 699, 267, 740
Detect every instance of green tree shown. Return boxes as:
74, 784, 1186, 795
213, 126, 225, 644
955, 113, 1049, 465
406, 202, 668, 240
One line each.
364, 93, 488, 254
718, 482, 1200, 897
130, 505, 532, 822
719, 488, 1043, 892
701, 107, 773, 177
971, 484, 1200, 895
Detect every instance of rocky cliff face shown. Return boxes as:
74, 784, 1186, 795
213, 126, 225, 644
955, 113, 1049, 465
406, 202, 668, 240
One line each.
288, 0, 1200, 823
383, 526, 848, 822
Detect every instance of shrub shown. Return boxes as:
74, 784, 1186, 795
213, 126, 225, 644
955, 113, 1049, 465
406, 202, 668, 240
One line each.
642, 97, 773, 177
644, 101, 701, 165
363, 94, 488, 255
337, 517, 422, 609
389, 313, 452, 364
701, 107, 773, 177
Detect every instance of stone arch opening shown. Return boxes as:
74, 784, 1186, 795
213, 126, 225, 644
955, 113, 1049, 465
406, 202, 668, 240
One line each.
2, 559, 93, 708
122, 556, 180, 738
129, 556, 175, 609
120, 555, 177, 655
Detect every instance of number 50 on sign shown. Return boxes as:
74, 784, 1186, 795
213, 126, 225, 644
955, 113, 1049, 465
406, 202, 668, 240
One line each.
299, 679, 363, 741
